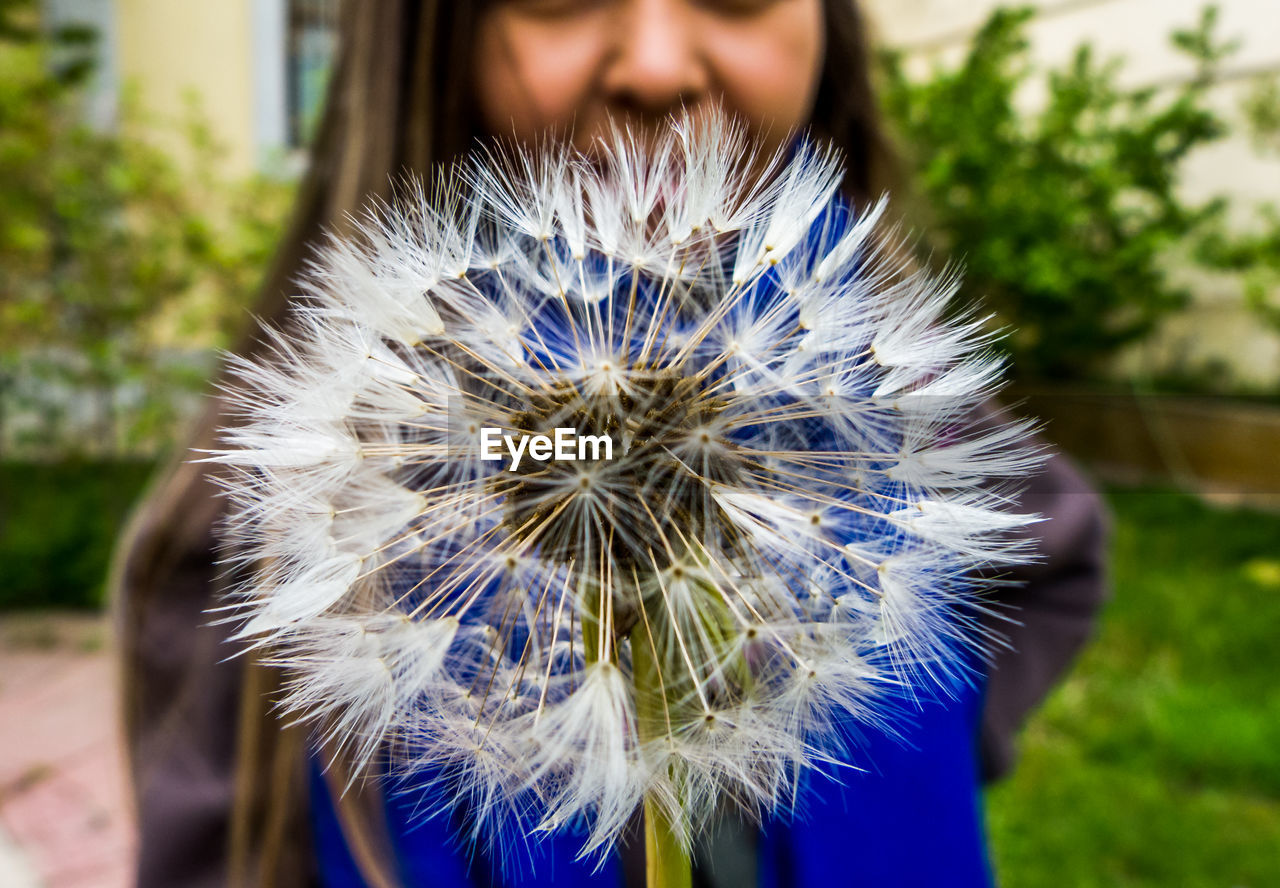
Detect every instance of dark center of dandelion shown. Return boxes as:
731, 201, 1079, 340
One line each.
494, 369, 752, 637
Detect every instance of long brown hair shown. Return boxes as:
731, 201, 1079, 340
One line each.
111, 2, 896, 885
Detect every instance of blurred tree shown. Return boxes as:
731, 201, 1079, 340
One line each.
878, 6, 1276, 384
0, 0, 291, 457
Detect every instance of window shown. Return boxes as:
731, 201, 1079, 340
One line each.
286, 0, 338, 148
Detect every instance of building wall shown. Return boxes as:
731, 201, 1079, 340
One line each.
113, 0, 259, 174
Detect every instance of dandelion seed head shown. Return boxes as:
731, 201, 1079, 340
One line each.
210, 110, 1042, 865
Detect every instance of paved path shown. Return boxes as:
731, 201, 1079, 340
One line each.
0, 614, 135, 888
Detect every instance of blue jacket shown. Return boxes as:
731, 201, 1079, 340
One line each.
311, 668, 992, 888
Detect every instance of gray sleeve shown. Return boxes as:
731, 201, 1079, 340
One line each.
978, 446, 1110, 781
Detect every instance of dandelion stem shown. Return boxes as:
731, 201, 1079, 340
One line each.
631, 621, 692, 888
644, 793, 691, 888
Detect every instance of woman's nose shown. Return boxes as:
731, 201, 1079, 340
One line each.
602, 0, 711, 115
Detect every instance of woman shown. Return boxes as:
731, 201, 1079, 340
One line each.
113, 2, 1108, 886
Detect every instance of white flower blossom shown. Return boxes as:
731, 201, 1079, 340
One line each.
209, 111, 1041, 864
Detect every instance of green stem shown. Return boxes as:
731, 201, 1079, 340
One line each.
630, 621, 692, 888
644, 793, 692, 888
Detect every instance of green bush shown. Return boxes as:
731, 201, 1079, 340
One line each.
0, 0, 291, 457
878, 6, 1277, 384
0, 459, 154, 609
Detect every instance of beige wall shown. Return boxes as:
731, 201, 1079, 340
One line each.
114, 0, 257, 174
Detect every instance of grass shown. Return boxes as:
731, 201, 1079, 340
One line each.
986, 488, 1280, 887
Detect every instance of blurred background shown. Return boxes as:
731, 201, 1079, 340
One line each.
0, 0, 1276, 885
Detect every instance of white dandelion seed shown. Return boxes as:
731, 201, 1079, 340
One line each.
209, 110, 1041, 871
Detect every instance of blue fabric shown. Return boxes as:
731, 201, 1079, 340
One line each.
311, 762, 367, 886
311, 758, 625, 888
756, 676, 993, 888
311, 672, 992, 887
